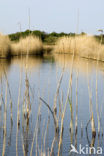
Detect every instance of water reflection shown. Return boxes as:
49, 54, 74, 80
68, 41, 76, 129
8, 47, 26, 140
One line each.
54, 54, 104, 74
11, 56, 43, 71
1, 54, 104, 77
0, 59, 11, 79
0, 54, 104, 155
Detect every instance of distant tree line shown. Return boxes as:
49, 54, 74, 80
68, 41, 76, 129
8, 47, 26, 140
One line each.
8, 30, 104, 44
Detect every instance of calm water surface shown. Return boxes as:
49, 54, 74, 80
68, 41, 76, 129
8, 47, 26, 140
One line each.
0, 54, 104, 156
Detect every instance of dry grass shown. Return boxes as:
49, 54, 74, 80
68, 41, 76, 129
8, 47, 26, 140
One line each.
0, 33, 11, 58
0, 33, 43, 57
53, 35, 104, 61
11, 35, 43, 56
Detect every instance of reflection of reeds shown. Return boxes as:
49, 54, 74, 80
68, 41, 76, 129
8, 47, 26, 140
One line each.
0, 60, 11, 80
11, 56, 43, 72
54, 54, 104, 75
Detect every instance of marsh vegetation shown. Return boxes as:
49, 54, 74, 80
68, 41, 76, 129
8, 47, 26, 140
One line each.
11, 35, 43, 56
0, 29, 104, 155
0, 31, 104, 61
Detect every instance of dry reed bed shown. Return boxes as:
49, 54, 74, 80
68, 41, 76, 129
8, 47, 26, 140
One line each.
0, 34, 43, 57
0, 33, 11, 58
11, 35, 43, 56
53, 35, 104, 61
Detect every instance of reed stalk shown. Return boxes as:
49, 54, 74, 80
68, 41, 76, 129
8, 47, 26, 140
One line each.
30, 103, 41, 156
50, 137, 56, 156
2, 81, 7, 156
69, 50, 75, 134
87, 62, 96, 138
75, 56, 79, 133
0, 77, 3, 123
25, 75, 31, 121
81, 122, 83, 138
96, 60, 100, 137
53, 69, 64, 131
54, 68, 64, 113
58, 48, 75, 155
95, 35, 102, 137
16, 67, 22, 156
21, 133, 26, 156
43, 119, 49, 155
3, 70, 13, 126
41, 119, 45, 154
40, 97, 59, 132
58, 102, 67, 156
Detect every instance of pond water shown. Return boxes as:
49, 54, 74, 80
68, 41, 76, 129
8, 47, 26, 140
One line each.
0, 54, 104, 156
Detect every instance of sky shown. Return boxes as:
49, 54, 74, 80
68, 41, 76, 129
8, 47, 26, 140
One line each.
0, 0, 104, 35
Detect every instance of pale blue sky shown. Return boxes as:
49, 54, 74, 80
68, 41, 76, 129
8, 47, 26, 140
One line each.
0, 0, 104, 35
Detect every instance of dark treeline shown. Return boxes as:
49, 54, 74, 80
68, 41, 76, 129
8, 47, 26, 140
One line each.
8, 30, 104, 44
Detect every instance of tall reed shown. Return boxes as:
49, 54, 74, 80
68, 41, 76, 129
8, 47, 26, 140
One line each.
2, 81, 7, 156
87, 62, 96, 138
